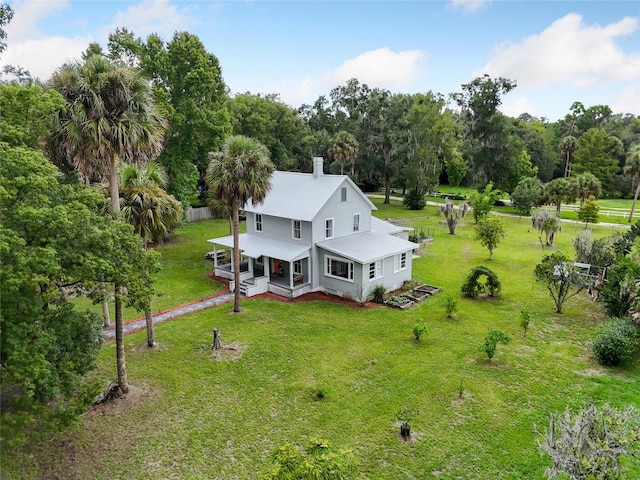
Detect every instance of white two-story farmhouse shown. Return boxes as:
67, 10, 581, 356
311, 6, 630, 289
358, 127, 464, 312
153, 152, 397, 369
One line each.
207, 157, 417, 300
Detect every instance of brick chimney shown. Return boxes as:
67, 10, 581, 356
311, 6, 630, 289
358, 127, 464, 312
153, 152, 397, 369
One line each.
312, 157, 324, 179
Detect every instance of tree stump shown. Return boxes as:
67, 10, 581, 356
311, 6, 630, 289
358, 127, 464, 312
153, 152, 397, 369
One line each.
400, 422, 411, 440
93, 380, 121, 405
212, 327, 222, 350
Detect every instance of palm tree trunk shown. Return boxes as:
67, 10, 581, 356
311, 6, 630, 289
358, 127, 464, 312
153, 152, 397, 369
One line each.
232, 199, 242, 313
109, 156, 120, 215
144, 308, 155, 347
114, 284, 129, 393
629, 181, 640, 222
109, 153, 129, 391
100, 278, 111, 327
142, 242, 156, 347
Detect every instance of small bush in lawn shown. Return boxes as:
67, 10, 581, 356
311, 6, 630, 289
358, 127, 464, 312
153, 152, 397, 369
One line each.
520, 310, 531, 337
311, 386, 327, 401
403, 189, 426, 210
592, 317, 639, 366
371, 285, 386, 304
461, 265, 502, 298
412, 322, 428, 341
265, 439, 357, 479
443, 294, 458, 318
396, 406, 416, 441
479, 329, 511, 362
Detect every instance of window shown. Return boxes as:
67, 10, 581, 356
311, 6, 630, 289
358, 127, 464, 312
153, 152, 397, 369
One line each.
325, 218, 334, 239
394, 252, 407, 272
369, 260, 383, 280
255, 214, 263, 232
292, 220, 301, 239
353, 213, 360, 232
293, 260, 302, 275
325, 256, 354, 282
341, 187, 347, 202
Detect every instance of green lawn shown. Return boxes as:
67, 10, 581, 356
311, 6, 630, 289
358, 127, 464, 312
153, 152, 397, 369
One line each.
3, 202, 639, 479
73, 218, 231, 321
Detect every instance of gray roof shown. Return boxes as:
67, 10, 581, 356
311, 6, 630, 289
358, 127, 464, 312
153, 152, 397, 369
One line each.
370, 216, 412, 235
208, 234, 309, 262
316, 231, 418, 264
244, 171, 376, 221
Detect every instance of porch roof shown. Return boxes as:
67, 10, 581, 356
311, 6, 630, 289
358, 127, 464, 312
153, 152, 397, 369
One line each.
370, 216, 413, 235
317, 232, 418, 264
208, 234, 310, 262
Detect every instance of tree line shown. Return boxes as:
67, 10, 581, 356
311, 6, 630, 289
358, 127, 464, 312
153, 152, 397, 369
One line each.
2, 22, 640, 207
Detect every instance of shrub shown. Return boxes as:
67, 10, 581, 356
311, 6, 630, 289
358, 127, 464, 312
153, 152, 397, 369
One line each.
412, 322, 428, 341
468, 182, 501, 222
536, 403, 640, 480
479, 329, 510, 362
265, 439, 357, 479
371, 285, 386, 304
461, 265, 502, 298
396, 406, 416, 441
311, 386, 327, 400
592, 317, 639, 366
403, 189, 426, 210
443, 294, 458, 318
520, 310, 531, 337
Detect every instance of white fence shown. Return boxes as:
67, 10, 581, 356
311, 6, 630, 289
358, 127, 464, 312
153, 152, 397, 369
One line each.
186, 206, 213, 222
539, 204, 639, 220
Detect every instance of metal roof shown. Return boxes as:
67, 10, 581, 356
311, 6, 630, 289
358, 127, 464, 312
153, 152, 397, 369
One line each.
316, 231, 418, 264
208, 234, 310, 262
244, 171, 376, 221
370, 216, 412, 235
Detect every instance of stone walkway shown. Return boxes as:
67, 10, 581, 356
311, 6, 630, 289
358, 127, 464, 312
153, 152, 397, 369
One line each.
102, 293, 235, 340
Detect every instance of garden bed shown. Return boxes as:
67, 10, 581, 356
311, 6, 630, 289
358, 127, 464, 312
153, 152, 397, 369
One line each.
385, 295, 415, 309
406, 284, 442, 302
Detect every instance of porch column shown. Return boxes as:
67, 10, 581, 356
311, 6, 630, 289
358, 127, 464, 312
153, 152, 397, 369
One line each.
264, 257, 271, 279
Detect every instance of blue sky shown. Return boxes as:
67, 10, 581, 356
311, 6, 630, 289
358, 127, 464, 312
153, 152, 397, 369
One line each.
3, 0, 639, 121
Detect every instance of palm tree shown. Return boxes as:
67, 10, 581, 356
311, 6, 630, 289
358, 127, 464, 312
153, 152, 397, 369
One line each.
559, 135, 577, 178
116, 162, 183, 347
206, 195, 233, 235
624, 145, 640, 222
543, 178, 573, 214
328, 130, 359, 176
206, 135, 274, 313
46, 55, 166, 393
572, 172, 602, 206
118, 163, 183, 247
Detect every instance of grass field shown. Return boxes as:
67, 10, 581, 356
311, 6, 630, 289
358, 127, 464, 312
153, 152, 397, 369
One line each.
73, 218, 230, 321
3, 201, 639, 479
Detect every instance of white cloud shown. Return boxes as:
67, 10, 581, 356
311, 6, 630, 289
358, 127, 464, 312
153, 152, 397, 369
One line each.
275, 47, 428, 106
98, 0, 193, 39
500, 96, 537, 118
448, 0, 492, 15
2, 0, 196, 82
3, 0, 88, 80
612, 83, 640, 115
476, 14, 640, 88
3, 36, 90, 80
6, 0, 69, 42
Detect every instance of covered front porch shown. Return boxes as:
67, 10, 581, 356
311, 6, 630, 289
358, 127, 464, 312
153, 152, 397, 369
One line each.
207, 233, 311, 298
